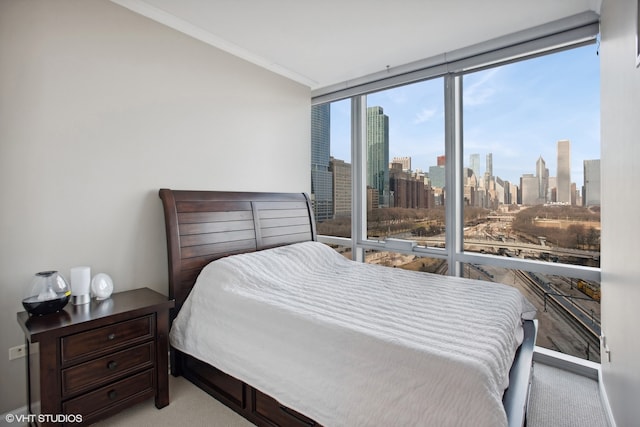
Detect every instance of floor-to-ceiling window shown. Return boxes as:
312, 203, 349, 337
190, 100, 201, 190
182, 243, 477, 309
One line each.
461, 45, 601, 360
311, 20, 600, 360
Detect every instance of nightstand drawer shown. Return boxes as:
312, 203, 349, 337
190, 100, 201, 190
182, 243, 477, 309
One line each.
63, 369, 155, 419
62, 342, 155, 397
61, 315, 154, 363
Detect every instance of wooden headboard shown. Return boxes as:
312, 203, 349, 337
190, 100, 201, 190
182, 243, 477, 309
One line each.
158, 189, 316, 319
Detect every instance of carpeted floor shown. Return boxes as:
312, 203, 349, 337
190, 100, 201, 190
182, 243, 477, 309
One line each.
528, 362, 609, 427
95, 374, 253, 427
97, 363, 610, 427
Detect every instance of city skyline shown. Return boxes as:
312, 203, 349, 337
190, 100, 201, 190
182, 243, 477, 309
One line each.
327, 43, 600, 189
316, 108, 601, 211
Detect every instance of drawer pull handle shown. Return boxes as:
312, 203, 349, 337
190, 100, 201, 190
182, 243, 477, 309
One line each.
108, 390, 117, 400
107, 361, 118, 370
107, 333, 116, 340
278, 405, 316, 426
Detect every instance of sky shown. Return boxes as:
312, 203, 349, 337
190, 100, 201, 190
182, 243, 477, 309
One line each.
328, 43, 600, 188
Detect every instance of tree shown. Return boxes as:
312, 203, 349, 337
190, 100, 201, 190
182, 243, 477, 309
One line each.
586, 227, 600, 250
568, 224, 586, 249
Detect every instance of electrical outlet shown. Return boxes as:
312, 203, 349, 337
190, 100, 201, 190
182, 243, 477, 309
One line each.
9, 344, 26, 360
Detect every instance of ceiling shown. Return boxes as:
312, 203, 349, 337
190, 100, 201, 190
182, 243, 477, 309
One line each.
111, 0, 602, 91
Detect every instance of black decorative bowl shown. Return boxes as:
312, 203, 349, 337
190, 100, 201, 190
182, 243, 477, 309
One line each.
22, 293, 71, 316
22, 271, 71, 316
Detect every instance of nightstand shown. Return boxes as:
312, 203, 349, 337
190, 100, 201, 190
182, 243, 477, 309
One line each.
17, 287, 175, 426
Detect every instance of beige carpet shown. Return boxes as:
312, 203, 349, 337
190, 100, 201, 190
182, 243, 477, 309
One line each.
95, 375, 254, 427
527, 363, 609, 427
98, 364, 610, 427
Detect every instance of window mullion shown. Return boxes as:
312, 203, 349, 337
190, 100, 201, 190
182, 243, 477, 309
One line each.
444, 74, 464, 276
351, 95, 367, 262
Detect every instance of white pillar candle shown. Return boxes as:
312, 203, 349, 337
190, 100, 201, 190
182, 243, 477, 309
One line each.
70, 266, 91, 304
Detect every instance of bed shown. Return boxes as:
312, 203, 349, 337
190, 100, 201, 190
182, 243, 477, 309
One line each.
158, 188, 538, 427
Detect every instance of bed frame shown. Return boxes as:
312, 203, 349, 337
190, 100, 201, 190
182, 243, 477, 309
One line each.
159, 188, 537, 427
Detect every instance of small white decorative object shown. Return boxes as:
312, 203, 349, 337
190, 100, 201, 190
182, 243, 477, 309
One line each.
91, 273, 114, 300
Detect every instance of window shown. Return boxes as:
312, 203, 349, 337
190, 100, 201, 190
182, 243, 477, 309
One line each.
364, 79, 446, 246
311, 25, 600, 360
312, 99, 351, 238
462, 45, 600, 270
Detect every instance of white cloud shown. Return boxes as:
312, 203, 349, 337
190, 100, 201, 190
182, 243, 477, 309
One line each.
464, 67, 500, 106
414, 108, 437, 124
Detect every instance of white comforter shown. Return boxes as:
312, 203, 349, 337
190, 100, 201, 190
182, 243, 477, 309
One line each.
170, 241, 536, 427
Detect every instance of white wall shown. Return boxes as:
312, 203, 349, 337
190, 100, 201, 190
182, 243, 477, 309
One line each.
600, 0, 640, 425
0, 0, 310, 412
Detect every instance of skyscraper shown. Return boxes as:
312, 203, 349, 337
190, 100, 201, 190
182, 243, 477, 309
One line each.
484, 153, 494, 189
330, 157, 352, 217
428, 165, 446, 189
583, 159, 601, 206
311, 104, 333, 220
536, 156, 549, 204
367, 106, 390, 207
470, 154, 481, 182
521, 174, 539, 205
557, 139, 571, 204
486, 153, 493, 179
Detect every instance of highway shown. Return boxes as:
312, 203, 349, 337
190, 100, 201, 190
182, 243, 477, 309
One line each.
418, 236, 599, 260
